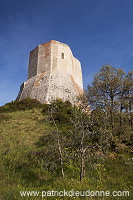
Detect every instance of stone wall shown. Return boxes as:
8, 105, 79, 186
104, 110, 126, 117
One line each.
38, 41, 51, 74
28, 47, 38, 79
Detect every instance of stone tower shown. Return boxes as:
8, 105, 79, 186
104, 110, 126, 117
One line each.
17, 40, 83, 104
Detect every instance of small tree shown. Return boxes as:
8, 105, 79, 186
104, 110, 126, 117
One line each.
41, 99, 74, 177
41, 100, 67, 177
87, 65, 133, 151
49, 109, 64, 177
69, 97, 111, 181
87, 65, 126, 129
69, 107, 90, 181
122, 71, 133, 128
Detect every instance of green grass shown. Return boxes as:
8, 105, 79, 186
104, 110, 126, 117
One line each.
0, 107, 133, 200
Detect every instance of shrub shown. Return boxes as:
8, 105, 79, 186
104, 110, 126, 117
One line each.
42, 99, 73, 123
0, 98, 43, 112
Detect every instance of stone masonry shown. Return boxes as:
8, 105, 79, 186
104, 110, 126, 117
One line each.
17, 40, 83, 104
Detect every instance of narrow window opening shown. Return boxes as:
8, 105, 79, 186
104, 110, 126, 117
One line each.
61, 53, 64, 59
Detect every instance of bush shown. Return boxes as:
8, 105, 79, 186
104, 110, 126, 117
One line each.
52, 111, 70, 123
42, 99, 73, 123
0, 98, 43, 112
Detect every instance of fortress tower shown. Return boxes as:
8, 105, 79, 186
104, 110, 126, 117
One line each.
17, 40, 83, 104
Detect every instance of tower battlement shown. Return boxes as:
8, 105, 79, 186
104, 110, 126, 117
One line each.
17, 40, 83, 104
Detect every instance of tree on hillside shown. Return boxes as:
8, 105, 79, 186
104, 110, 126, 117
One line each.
41, 99, 74, 178
87, 66, 133, 128
87, 65, 133, 146
68, 99, 112, 181
48, 104, 65, 178
40, 98, 112, 181
70, 106, 92, 181
122, 71, 133, 127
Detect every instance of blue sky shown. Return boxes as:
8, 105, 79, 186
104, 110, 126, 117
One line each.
0, 0, 133, 106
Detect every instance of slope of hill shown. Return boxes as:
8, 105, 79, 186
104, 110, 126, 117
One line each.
0, 99, 133, 200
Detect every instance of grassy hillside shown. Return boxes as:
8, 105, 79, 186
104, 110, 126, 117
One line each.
0, 100, 133, 200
